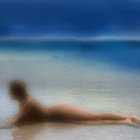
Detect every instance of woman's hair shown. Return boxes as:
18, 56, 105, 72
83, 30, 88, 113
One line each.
8, 80, 28, 99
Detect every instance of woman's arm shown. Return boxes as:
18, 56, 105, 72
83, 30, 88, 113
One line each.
0, 101, 33, 129
0, 121, 15, 129
13, 101, 33, 124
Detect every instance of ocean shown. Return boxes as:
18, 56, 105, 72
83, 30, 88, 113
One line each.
0, 39, 140, 140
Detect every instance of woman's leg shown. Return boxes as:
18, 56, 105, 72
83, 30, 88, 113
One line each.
49, 104, 128, 121
77, 119, 138, 127
49, 104, 140, 127
94, 113, 127, 121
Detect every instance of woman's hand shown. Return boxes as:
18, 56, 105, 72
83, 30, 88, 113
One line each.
0, 122, 15, 129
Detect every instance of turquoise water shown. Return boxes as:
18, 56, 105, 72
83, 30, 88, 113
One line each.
0, 40, 140, 140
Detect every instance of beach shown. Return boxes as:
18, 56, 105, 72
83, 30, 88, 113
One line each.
0, 40, 140, 140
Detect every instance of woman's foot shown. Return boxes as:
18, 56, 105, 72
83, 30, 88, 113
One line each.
124, 117, 139, 128
130, 115, 140, 126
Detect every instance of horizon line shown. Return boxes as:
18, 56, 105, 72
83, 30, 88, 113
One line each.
0, 36, 140, 41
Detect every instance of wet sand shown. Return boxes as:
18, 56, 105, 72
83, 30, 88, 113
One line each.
0, 87, 140, 140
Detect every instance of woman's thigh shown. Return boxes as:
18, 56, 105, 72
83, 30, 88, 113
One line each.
48, 104, 95, 121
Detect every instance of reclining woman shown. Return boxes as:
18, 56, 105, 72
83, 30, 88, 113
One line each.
0, 80, 140, 129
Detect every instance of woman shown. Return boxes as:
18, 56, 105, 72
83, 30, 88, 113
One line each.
0, 80, 140, 129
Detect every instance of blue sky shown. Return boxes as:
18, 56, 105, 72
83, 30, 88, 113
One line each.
0, 0, 140, 37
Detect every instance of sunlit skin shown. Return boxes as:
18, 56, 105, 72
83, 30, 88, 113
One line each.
0, 80, 140, 129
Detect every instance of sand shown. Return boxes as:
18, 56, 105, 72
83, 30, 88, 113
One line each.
0, 41, 140, 139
